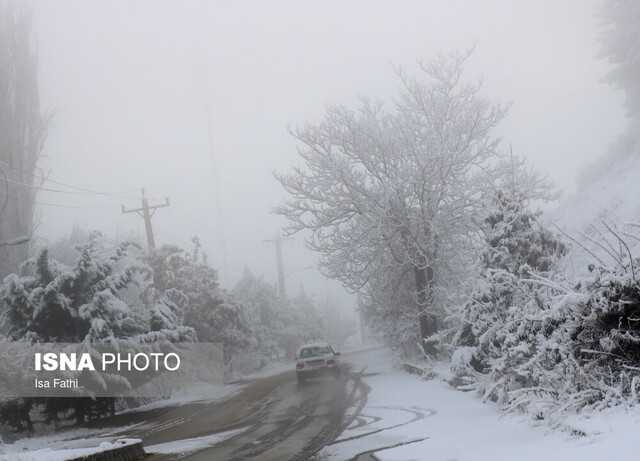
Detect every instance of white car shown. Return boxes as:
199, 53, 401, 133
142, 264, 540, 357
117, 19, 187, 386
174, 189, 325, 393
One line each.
295, 342, 341, 383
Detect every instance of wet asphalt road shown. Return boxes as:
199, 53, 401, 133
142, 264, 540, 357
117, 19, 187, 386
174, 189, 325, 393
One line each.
94, 368, 357, 461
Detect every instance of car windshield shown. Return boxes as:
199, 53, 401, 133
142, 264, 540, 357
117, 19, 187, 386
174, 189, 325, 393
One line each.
299, 346, 331, 358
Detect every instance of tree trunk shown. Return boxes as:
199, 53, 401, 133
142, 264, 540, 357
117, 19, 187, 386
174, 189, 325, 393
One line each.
0, 3, 45, 278
413, 264, 437, 355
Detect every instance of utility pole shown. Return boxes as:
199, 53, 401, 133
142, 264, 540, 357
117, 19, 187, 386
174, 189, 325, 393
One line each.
204, 101, 228, 285
121, 188, 170, 252
264, 232, 288, 301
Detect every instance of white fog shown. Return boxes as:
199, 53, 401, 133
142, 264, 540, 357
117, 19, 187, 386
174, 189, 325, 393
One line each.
34, 0, 623, 295
2, 1, 640, 460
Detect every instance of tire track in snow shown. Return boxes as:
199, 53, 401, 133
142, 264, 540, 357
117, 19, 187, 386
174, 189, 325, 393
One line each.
330, 405, 436, 445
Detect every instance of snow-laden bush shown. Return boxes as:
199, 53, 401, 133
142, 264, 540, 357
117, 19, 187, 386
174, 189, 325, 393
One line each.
448, 191, 571, 410
478, 262, 640, 418
0, 232, 196, 430
449, 193, 640, 418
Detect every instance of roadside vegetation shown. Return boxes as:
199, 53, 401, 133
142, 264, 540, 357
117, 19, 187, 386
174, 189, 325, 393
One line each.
275, 0, 640, 423
0, 232, 342, 432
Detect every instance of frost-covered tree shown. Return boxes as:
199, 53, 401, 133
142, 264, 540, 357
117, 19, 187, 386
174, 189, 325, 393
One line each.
600, 0, 640, 118
276, 51, 507, 353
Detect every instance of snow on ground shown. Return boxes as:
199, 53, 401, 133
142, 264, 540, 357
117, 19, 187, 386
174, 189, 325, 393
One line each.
0, 425, 143, 456
0, 438, 141, 461
145, 427, 246, 455
326, 349, 640, 461
0, 425, 247, 460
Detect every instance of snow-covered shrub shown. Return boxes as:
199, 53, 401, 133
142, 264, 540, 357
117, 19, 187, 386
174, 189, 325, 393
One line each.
1, 234, 150, 343
493, 261, 640, 417
452, 191, 567, 404
150, 288, 188, 332
451, 205, 640, 418
0, 232, 195, 430
569, 263, 640, 407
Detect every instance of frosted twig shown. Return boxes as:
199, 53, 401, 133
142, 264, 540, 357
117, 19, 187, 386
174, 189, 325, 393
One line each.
520, 273, 573, 294
551, 223, 607, 267
601, 220, 636, 281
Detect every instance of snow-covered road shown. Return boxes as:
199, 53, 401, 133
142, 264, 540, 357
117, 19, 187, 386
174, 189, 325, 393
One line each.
321, 348, 640, 461
2, 358, 360, 461
89, 368, 356, 461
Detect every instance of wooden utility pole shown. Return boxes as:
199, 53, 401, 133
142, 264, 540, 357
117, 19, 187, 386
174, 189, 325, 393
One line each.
121, 189, 170, 251
264, 232, 288, 301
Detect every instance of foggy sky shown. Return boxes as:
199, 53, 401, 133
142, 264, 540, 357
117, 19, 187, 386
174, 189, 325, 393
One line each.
33, 0, 625, 304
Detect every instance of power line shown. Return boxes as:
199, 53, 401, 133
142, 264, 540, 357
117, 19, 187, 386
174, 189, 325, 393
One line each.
41, 177, 113, 196
3, 175, 112, 197
2, 175, 145, 203
1, 181, 83, 210
40, 175, 147, 201
0, 159, 149, 201
35, 201, 83, 209
3, 182, 124, 210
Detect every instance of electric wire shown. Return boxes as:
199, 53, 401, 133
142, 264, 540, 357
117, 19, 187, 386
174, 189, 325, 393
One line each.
0, 159, 152, 202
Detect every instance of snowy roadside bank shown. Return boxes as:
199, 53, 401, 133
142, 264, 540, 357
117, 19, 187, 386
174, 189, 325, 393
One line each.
322, 349, 640, 461
0, 381, 243, 460
0, 434, 143, 461
0, 427, 247, 461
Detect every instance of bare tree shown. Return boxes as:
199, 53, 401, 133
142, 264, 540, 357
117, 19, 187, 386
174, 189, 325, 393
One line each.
0, 1, 47, 277
276, 51, 507, 351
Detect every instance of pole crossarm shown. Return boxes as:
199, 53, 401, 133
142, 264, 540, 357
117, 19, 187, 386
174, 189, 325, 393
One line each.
121, 189, 170, 251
